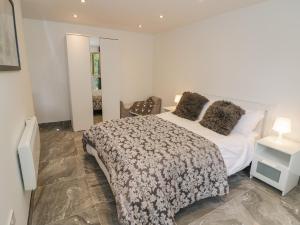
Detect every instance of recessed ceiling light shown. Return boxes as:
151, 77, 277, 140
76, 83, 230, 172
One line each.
73, 14, 78, 18
138, 24, 142, 28
81, 0, 86, 2
159, 14, 164, 19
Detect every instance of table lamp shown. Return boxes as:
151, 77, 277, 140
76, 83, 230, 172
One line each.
174, 95, 182, 105
272, 117, 291, 143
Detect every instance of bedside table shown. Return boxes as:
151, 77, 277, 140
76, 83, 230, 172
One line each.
250, 136, 300, 196
163, 106, 176, 112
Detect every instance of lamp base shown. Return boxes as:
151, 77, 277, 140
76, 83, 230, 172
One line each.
275, 133, 283, 144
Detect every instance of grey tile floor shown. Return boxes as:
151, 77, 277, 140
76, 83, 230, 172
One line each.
29, 122, 300, 225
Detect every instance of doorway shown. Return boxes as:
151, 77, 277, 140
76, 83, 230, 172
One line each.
66, 34, 121, 131
90, 38, 102, 124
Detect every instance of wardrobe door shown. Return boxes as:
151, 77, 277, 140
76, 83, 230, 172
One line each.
66, 34, 93, 131
100, 39, 121, 121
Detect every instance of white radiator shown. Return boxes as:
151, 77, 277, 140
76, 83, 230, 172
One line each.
18, 117, 40, 191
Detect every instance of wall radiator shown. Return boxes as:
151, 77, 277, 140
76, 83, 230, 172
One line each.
18, 117, 40, 191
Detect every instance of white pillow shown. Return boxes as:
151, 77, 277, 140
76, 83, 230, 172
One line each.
233, 110, 265, 136
197, 100, 213, 121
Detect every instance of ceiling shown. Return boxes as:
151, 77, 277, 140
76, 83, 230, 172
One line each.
21, 0, 267, 33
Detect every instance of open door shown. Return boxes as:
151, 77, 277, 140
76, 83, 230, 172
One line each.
66, 34, 93, 131
100, 39, 121, 121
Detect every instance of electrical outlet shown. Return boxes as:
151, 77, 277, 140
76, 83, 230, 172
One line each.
7, 210, 16, 225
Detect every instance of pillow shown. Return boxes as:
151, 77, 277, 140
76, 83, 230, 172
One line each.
200, 101, 245, 135
232, 110, 265, 136
173, 92, 209, 121
198, 100, 212, 121
129, 98, 154, 116
197, 96, 221, 121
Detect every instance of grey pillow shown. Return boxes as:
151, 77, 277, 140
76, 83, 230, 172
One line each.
129, 98, 154, 116
200, 101, 245, 136
173, 92, 208, 121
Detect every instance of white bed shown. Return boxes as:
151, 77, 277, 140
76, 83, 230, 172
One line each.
92, 89, 102, 111
84, 95, 269, 225
87, 113, 259, 181
86, 95, 268, 181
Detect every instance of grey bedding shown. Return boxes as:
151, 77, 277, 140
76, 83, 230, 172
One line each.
93, 95, 102, 111
83, 115, 229, 225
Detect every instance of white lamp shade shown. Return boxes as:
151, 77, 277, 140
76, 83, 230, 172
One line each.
174, 95, 182, 104
272, 117, 291, 134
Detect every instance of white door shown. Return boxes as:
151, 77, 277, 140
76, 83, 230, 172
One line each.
100, 39, 121, 121
66, 34, 93, 131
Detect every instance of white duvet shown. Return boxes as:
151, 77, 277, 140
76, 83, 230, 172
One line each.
157, 112, 256, 176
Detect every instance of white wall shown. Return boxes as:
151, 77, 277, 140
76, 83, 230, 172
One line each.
154, 0, 300, 140
23, 19, 154, 123
0, 0, 35, 224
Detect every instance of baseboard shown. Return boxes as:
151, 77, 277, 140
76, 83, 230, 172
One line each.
39, 120, 71, 129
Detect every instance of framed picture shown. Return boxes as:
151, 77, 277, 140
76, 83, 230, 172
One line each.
0, 0, 21, 71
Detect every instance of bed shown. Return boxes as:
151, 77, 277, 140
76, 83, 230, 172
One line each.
92, 89, 102, 111
83, 95, 268, 225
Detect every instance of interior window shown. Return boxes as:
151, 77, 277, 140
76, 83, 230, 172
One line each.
91, 52, 101, 89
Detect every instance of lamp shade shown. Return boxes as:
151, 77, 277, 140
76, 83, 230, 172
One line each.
174, 95, 182, 104
272, 117, 291, 134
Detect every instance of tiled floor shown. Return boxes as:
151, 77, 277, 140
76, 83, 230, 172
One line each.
29, 122, 300, 225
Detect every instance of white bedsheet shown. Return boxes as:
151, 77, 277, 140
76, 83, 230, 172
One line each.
157, 112, 256, 176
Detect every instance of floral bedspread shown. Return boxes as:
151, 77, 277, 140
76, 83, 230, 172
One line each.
92, 95, 102, 111
83, 115, 229, 225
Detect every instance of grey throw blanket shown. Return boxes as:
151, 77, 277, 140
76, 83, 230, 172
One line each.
83, 115, 229, 225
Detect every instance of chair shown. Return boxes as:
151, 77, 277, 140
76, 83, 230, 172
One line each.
120, 96, 162, 118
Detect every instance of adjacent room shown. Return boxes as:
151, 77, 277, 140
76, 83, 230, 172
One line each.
1, 0, 300, 225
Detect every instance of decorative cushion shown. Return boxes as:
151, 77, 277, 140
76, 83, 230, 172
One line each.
200, 101, 245, 135
173, 92, 209, 121
129, 98, 154, 116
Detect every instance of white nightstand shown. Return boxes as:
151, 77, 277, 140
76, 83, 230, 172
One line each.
163, 106, 176, 112
250, 136, 300, 196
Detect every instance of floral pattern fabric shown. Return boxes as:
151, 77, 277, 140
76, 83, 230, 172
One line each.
83, 115, 229, 225
93, 95, 102, 111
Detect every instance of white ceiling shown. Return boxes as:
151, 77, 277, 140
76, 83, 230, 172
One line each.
21, 0, 267, 33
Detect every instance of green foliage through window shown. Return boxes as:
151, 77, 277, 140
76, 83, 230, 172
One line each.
91, 52, 101, 89
91, 52, 100, 75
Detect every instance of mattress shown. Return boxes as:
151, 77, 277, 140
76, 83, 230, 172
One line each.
157, 112, 256, 176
